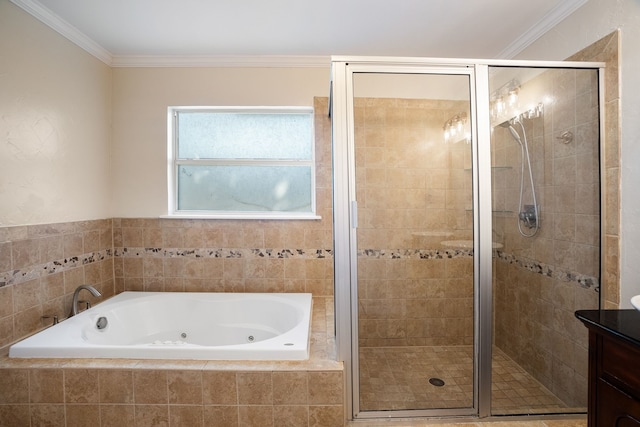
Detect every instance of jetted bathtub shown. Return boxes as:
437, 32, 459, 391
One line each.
9, 291, 312, 360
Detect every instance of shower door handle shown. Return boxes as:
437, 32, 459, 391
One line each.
351, 200, 358, 229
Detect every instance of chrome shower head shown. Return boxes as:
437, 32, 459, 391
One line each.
497, 120, 523, 145
508, 125, 522, 144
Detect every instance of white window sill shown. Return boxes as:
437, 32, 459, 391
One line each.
161, 213, 322, 221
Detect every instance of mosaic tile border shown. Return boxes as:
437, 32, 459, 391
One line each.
357, 248, 599, 291
114, 247, 334, 259
495, 251, 599, 290
358, 248, 473, 260
1, 245, 598, 291
0, 247, 333, 288
0, 249, 112, 288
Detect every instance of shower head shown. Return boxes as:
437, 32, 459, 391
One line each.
496, 120, 523, 145
498, 120, 523, 145
508, 126, 522, 144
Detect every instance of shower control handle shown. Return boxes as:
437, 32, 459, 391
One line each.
518, 205, 539, 229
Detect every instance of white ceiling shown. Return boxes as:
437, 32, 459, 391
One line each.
12, 0, 588, 67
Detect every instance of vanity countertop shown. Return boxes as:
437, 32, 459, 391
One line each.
575, 309, 640, 348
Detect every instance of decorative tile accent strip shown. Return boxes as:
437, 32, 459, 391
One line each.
495, 251, 599, 290
357, 248, 599, 290
114, 247, 334, 259
0, 249, 113, 288
358, 248, 475, 259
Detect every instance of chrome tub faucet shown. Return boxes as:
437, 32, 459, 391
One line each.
68, 285, 102, 318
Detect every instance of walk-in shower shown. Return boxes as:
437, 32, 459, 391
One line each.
331, 57, 604, 421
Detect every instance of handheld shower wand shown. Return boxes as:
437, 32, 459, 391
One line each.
505, 119, 539, 237
508, 126, 522, 144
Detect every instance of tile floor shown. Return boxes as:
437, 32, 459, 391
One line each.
358, 346, 583, 415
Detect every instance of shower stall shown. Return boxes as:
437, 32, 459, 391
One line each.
331, 57, 604, 420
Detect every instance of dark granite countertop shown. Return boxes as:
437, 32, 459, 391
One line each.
576, 309, 640, 348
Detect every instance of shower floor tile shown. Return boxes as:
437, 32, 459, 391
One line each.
358, 345, 575, 414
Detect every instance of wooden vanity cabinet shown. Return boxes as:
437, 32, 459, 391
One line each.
576, 310, 640, 427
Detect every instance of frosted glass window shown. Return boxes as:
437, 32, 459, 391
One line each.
178, 112, 312, 160
169, 107, 316, 218
177, 165, 312, 212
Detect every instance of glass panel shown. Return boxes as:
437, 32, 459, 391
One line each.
177, 111, 313, 160
489, 66, 600, 415
177, 165, 312, 212
353, 72, 474, 412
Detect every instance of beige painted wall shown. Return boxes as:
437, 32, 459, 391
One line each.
514, 0, 640, 308
0, 0, 112, 226
111, 67, 329, 217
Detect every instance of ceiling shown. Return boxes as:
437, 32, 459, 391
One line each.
12, 0, 588, 67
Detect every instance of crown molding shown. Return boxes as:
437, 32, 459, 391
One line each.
10, 0, 113, 65
13, 0, 587, 67
11, 0, 329, 68
110, 55, 331, 68
497, 0, 588, 59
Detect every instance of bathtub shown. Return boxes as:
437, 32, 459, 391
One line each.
9, 291, 312, 360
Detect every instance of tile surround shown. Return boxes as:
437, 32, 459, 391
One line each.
0, 297, 344, 427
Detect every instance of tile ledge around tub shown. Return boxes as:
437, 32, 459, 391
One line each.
0, 332, 342, 371
0, 356, 343, 371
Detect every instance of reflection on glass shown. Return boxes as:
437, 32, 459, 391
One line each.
353, 72, 475, 412
490, 67, 600, 415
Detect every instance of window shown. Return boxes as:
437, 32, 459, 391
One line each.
168, 107, 318, 219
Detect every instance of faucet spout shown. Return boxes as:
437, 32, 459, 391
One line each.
69, 285, 101, 318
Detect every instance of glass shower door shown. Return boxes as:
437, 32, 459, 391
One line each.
489, 66, 601, 416
351, 71, 477, 415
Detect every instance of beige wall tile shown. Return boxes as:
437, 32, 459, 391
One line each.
63, 233, 84, 258
273, 371, 308, 405
0, 286, 13, 319
237, 372, 273, 405
12, 239, 40, 271
99, 370, 134, 404
66, 404, 100, 427
309, 405, 344, 427
134, 370, 168, 404
64, 369, 99, 403
0, 242, 12, 273
274, 405, 309, 427
30, 369, 64, 404
100, 405, 136, 427
168, 370, 202, 405
29, 404, 65, 426
0, 369, 29, 403
63, 267, 85, 294
238, 405, 274, 427
170, 405, 204, 427
203, 405, 238, 427
203, 371, 237, 405
135, 404, 169, 427
308, 371, 343, 405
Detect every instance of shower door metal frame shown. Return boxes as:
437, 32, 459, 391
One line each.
332, 58, 487, 420
331, 56, 607, 421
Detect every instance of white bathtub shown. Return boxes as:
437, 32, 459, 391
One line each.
9, 292, 312, 360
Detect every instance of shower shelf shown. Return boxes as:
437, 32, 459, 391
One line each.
465, 209, 513, 215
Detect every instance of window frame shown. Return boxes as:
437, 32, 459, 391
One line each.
166, 106, 320, 220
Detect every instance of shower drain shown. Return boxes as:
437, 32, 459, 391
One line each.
429, 377, 445, 387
